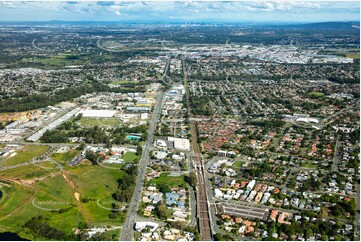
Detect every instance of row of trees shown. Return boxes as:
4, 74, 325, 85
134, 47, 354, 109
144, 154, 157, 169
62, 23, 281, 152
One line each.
112, 164, 138, 204
85, 150, 104, 165
40, 127, 109, 144
40, 122, 148, 145
248, 119, 286, 129
328, 76, 359, 84
0, 80, 105, 112
23, 216, 75, 240
263, 216, 350, 240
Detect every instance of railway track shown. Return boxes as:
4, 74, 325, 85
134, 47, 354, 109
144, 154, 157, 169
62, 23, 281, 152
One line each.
183, 56, 212, 241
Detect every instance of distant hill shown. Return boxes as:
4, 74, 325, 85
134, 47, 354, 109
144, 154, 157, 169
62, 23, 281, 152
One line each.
299, 21, 360, 30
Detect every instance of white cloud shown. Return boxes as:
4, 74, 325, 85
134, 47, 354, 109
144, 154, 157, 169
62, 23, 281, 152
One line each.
0, 1, 16, 8
110, 5, 122, 15
244, 1, 322, 12
0, 1, 358, 22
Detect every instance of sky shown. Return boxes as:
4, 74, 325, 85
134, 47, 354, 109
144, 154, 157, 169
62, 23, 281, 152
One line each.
0, 1, 359, 23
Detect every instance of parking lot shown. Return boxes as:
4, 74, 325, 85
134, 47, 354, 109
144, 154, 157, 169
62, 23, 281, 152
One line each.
219, 202, 269, 221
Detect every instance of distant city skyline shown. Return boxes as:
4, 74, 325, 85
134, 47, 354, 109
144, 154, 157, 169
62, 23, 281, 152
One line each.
0, 1, 359, 23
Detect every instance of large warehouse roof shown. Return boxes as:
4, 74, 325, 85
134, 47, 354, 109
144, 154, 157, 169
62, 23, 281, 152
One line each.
78, 109, 116, 118
168, 137, 190, 151
27, 107, 81, 142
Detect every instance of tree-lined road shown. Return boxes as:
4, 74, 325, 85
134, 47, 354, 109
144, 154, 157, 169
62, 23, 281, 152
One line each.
119, 90, 165, 241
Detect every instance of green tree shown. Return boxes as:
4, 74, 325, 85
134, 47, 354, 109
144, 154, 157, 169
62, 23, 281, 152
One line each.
155, 204, 168, 220
214, 233, 223, 241
159, 184, 172, 194
136, 145, 143, 156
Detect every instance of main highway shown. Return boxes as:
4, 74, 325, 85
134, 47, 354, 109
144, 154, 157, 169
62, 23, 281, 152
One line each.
119, 91, 165, 241
182, 56, 213, 241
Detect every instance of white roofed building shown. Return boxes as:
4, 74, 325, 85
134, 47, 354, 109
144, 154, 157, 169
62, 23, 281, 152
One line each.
78, 109, 116, 118
296, 117, 319, 124
168, 137, 190, 151
135, 221, 159, 232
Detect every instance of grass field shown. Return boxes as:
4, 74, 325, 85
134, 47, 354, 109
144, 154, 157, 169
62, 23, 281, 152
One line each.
0, 163, 128, 239
110, 80, 133, 85
52, 150, 79, 164
346, 52, 360, 59
232, 160, 244, 169
21, 54, 90, 67
318, 50, 360, 60
0, 185, 36, 233
18, 53, 133, 69
69, 165, 124, 198
67, 164, 127, 224
0, 186, 81, 240
301, 162, 318, 169
1, 145, 49, 167
34, 175, 75, 205
307, 91, 325, 98
78, 117, 120, 127
122, 152, 138, 162
0, 163, 58, 180
148, 173, 187, 188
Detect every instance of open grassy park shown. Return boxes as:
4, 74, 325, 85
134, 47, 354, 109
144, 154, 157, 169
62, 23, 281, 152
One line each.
78, 117, 120, 127
307, 91, 325, 98
148, 172, 187, 188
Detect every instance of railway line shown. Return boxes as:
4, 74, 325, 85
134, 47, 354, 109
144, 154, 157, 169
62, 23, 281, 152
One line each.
182, 56, 212, 241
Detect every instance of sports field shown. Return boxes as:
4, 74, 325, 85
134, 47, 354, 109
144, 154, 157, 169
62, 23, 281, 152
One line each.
78, 117, 120, 127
